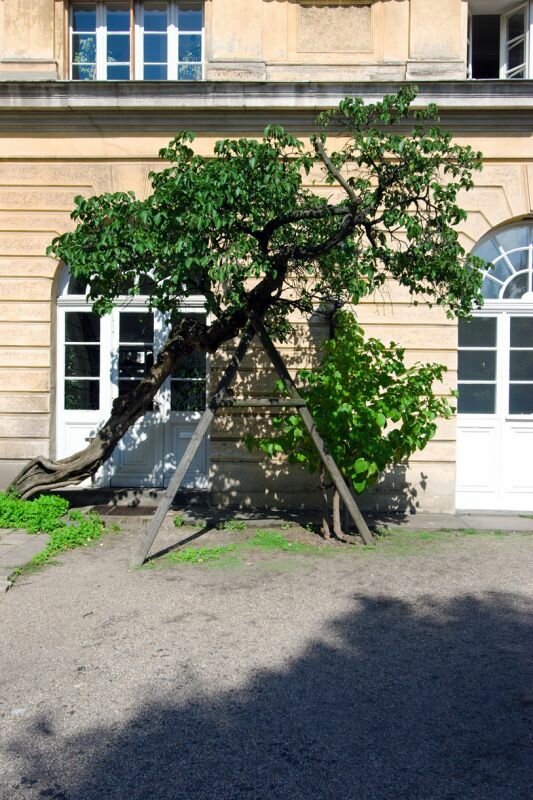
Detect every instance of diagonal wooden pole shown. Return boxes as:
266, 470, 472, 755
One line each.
248, 310, 374, 545
130, 323, 257, 567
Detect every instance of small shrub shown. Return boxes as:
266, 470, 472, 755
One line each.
173, 515, 186, 528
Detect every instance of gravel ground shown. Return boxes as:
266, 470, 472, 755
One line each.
0, 523, 532, 800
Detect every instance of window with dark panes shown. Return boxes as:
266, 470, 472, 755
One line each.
170, 315, 207, 411
458, 317, 497, 414
118, 311, 154, 399
469, 2, 531, 79
70, 1, 204, 80
64, 311, 101, 410
509, 316, 533, 414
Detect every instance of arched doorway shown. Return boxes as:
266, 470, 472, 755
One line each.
56, 267, 208, 489
456, 221, 533, 511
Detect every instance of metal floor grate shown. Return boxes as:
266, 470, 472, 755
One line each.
91, 505, 156, 517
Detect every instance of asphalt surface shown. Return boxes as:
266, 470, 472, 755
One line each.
0, 523, 532, 800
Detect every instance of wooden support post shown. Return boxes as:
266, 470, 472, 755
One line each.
130, 323, 257, 567
248, 311, 374, 546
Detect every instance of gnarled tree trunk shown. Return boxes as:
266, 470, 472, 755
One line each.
11, 273, 283, 499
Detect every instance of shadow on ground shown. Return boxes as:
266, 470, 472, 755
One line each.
9, 592, 533, 800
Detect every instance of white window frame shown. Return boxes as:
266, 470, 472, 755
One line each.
500, 1, 531, 78
69, 1, 205, 80
469, 0, 533, 79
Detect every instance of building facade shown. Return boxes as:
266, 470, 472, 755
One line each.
1, 0, 533, 514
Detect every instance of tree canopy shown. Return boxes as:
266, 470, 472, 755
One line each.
12, 86, 484, 498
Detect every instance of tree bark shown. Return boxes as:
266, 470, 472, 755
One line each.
11, 273, 282, 498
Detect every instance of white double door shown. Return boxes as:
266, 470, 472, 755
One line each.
456, 307, 533, 511
56, 303, 208, 490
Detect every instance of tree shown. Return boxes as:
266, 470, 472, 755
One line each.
12, 87, 483, 499
248, 309, 454, 538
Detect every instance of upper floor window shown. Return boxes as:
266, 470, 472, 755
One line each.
469, 1, 532, 79
70, 1, 204, 80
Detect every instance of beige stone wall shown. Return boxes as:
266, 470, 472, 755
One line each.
0, 122, 532, 510
0, 1, 468, 83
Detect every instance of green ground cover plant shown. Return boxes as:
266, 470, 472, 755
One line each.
0, 491, 109, 573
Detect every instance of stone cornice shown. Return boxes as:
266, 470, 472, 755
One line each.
0, 80, 532, 132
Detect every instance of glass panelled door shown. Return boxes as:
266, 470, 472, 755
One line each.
110, 309, 164, 487
57, 272, 208, 489
457, 312, 533, 510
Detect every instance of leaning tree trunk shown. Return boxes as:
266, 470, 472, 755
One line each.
12, 316, 207, 498
11, 270, 284, 499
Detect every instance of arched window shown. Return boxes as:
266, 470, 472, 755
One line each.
472, 220, 533, 301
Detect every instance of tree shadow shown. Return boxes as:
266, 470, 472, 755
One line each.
7, 592, 533, 799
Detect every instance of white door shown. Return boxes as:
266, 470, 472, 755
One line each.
456, 220, 533, 511
56, 270, 208, 489
457, 311, 533, 511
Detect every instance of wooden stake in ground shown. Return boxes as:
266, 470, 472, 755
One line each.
130, 323, 257, 567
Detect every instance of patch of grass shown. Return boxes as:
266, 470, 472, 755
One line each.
151, 527, 323, 569
360, 527, 513, 558
173, 515, 185, 528
246, 529, 317, 552
166, 544, 237, 564
222, 519, 247, 532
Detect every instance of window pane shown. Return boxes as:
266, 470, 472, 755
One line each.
144, 34, 167, 62
144, 5, 168, 31
119, 347, 154, 378
65, 312, 100, 343
119, 313, 154, 343
481, 276, 501, 299
118, 380, 154, 411
179, 34, 201, 62
488, 257, 513, 283
67, 274, 87, 295
107, 6, 130, 32
457, 384, 496, 414
473, 237, 499, 265
172, 351, 206, 379
107, 64, 130, 79
511, 317, 533, 347
510, 351, 533, 380
458, 317, 496, 348
507, 248, 529, 272
503, 272, 528, 299
178, 63, 201, 80
107, 34, 130, 63
171, 381, 206, 411
144, 63, 167, 79
508, 10, 526, 41
65, 380, 99, 410
72, 63, 96, 80
509, 384, 533, 414
178, 7, 203, 31
65, 345, 100, 378
72, 6, 96, 32
494, 224, 530, 253
458, 351, 496, 381
72, 33, 97, 64
508, 40, 525, 71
